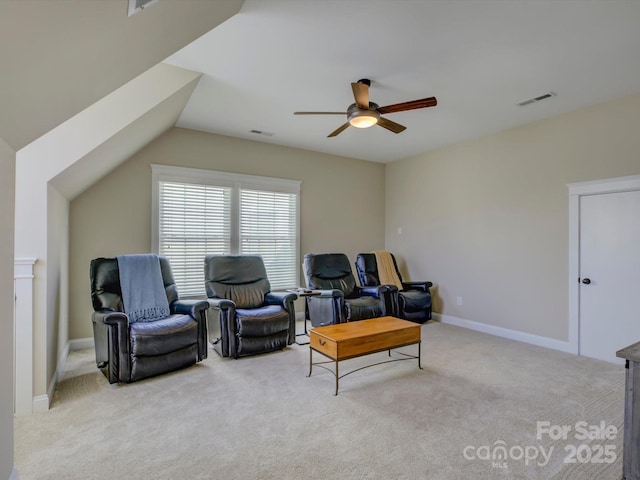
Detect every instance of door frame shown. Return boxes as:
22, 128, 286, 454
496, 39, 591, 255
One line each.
567, 174, 640, 356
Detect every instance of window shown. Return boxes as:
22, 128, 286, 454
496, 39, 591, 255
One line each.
152, 165, 300, 297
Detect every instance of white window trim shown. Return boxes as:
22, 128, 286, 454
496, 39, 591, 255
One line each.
151, 164, 301, 294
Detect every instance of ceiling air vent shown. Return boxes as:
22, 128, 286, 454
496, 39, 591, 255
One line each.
517, 92, 557, 107
128, 0, 158, 16
250, 129, 274, 137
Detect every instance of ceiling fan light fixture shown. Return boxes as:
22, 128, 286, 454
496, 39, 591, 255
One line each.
348, 109, 380, 128
293, 81, 436, 137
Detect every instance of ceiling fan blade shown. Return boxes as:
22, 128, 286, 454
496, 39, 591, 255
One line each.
294, 111, 346, 115
328, 122, 350, 137
377, 116, 406, 134
377, 97, 437, 114
351, 82, 370, 109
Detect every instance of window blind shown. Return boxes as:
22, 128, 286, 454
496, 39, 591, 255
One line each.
159, 181, 231, 296
154, 165, 301, 297
240, 189, 298, 290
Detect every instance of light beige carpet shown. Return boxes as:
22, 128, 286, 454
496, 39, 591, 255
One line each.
15, 322, 625, 480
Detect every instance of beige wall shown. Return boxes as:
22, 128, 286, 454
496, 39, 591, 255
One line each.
386, 91, 640, 341
0, 138, 15, 479
69, 127, 385, 340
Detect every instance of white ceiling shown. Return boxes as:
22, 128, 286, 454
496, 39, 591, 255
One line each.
165, 0, 640, 163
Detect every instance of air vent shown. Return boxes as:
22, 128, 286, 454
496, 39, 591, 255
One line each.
517, 91, 557, 107
250, 129, 274, 137
128, 0, 158, 16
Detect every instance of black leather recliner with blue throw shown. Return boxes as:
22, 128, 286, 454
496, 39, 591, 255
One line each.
303, 252, 392, 326
205, 254, 297, 358
90, 255, 209, 384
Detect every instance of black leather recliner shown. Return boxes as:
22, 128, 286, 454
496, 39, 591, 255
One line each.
90, 256, 209, 384
355, 252, 433, 324
303, 253, 392, 326
204, 254, 297, 358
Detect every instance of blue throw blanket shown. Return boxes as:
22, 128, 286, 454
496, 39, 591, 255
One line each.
117, 254, 170, 323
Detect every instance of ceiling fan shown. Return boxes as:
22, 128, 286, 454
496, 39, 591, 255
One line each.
294, 79, 437, 137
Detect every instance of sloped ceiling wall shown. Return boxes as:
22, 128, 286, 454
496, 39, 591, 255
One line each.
0, 0, 243, 150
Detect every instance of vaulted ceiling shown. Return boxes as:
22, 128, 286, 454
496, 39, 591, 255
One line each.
166, 0, 640, 162
4, 0, 640, 175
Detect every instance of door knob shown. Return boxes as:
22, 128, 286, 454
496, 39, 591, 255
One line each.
581, 278, 591, 285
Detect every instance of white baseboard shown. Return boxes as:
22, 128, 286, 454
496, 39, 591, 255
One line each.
433, 313, 575, 354
69, 337, 94, 351
34, 337, 95, 414
9, 468, 19, 480
32, 394, 49, 414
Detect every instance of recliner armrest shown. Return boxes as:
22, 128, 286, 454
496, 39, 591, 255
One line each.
305, 290, 344, 326
173, 299, 209, 361
401, 281, 433, 292
356, 285, 394, 298
265, 291, 297, 308
93, 310, 129, 327
172, 299, 209, 319
207, 298, 237, 357
207, 298, 236, 310
91, 309, 131, 383
265, 291, 297, 346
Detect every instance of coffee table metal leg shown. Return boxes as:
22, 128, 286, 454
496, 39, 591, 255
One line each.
335, 359, 339, 396
418, 341, 423, 370
308, 347, 312, 376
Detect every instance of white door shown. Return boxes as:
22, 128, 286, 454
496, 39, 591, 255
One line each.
579, 190, 640, 364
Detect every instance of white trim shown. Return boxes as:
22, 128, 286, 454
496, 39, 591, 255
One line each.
151, 167, 160, 254
47, 337, 72, 406
567, 174, 640, 357
13, 257, 36, 279
567, 174, 640, 196
151, 164, 301, 193
14, 258, 36, 416
567, 192, 580, 355
69, 337, 94, 351
32, 394, 49, 414
434, 313, 574, 353
33, 337, 95, 414
14, 257, 37, 266
56, 342, 70, 380
9, 468, 20, 480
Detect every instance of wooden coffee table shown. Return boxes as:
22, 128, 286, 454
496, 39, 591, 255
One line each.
308, 316, 422, 395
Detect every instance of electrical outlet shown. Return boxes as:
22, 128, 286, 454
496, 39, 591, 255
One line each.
456, 296, 463, 306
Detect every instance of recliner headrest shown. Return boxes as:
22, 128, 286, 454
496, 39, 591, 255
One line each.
303, 253, 356, 297
90, 256, 178, 312
204, 255, 271, 308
